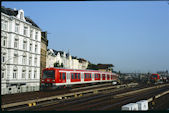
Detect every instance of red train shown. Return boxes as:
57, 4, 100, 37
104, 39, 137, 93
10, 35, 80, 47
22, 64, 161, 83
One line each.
150, 73, 161, 83
41, 68, 119, 88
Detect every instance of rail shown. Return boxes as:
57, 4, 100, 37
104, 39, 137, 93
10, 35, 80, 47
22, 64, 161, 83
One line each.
1, 83, 138, 109
114, 83, 169, 98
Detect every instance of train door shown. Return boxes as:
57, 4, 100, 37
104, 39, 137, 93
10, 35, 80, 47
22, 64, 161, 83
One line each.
92, 73, 94, 81
66, 72, 70, 84
81, 72, 84, 82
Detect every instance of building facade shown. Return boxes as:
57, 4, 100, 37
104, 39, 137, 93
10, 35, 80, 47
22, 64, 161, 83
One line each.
1, 6, 41, 95
40, 31, 48, 84
46, 49, 89, 70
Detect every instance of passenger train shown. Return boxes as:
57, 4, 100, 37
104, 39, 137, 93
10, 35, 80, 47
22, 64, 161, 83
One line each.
41, 68, 119, 89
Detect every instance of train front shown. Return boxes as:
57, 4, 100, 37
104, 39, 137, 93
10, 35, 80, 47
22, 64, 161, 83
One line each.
150, 74, 160, 83
41, 68, 56, 90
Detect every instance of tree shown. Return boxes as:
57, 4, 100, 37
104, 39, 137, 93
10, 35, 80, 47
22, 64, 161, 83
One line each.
87, 62, 98, 70
54, 62, 64, 67
54, 62, 59, 67
61, 63, 63, 67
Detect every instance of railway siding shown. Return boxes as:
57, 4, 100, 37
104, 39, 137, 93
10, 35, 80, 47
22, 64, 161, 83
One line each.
147, 90, 169, 102
114, 83, 169, 98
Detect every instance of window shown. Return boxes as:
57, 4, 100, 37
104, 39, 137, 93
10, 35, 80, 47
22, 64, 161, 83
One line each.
30, 29, 33, 38
20, 12, 23, 20
102, 74, 105, 80
35, 44, 37, 53
35, 31, 38, 40
28, 70, 31, 79
13, 53, 18, 64
71, 73, 74, 79
23, 26, 28, 36
29, 43, 32, 51
2, 53, 6, 63
22, 56, 26, 65
2, 70, 5, 79
107, 75, 110, 80
1, 20, 8, 30
62, 73, 66, 80
34, 57, 37, 66
22, 70, 26, 79
13, 69, 17, 79
75, 73, 77, 79
34, 70, 37, 78
14, 38, 19, 48
15, 23, 19, 33
95, 74, 97, 78
1, 36, 7, 47
84, 74, 86, 78
23, 41, 27, 50
78, 73, 80, 79
29, 57, 32, 65
43, 70, 55, 79
85, 73, 91, 79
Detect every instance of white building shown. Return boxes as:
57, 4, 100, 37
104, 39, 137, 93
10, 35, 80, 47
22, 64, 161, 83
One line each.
46, 49, 89, 70
1, 6, 41, 95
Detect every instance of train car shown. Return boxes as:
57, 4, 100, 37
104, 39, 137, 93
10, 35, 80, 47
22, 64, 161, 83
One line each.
150, 73, 160, 83
41, 68, 118, 89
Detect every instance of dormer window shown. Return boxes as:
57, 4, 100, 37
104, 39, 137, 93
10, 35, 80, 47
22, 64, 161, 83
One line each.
20, 12, 23, 20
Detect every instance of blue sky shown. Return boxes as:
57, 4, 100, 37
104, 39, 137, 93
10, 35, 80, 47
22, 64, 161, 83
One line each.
2, 1, 169, 73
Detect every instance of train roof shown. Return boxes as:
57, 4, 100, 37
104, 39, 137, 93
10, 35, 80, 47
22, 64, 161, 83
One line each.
44, 67, 116, 74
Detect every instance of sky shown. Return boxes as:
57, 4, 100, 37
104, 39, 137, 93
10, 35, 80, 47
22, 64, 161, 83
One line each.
2, 1, 169, 73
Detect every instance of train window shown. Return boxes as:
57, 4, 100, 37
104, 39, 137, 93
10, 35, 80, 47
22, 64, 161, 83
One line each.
43, 70, 55, 79
102, 74, 105, 79
75, 73, 77, 79
62, 73, 66, 80
107, 75, 110, 79
78, 73, 80, 79
71, 73, 74, 79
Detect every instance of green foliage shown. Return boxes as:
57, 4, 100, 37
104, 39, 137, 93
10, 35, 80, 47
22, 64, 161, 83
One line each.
87, 62, 98, 70
54, 62, 63, 67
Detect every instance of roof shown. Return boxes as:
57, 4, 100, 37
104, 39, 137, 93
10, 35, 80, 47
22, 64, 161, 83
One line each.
78, 58, 87, 63
25, 16, 40, 28
97, 64, 114, 69
1, 6, 40, 29
1, 6, 18, 16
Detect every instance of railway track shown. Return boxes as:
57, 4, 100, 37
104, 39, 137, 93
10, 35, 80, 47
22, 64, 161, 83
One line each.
1, 82, 113, 105
2, 82, 138, 111
15, 83, 169, 111
3, 83, 169, 111
43, 85, 169, 111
